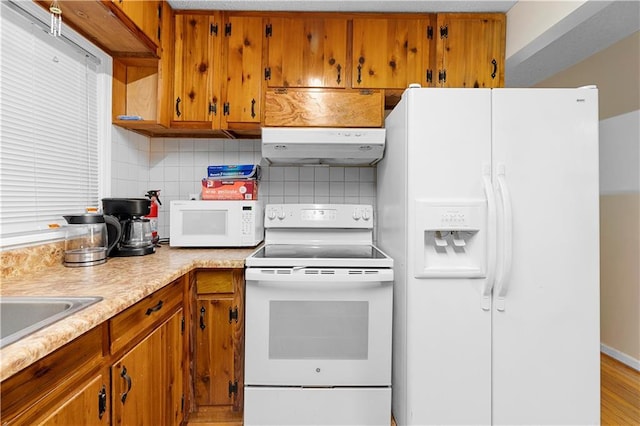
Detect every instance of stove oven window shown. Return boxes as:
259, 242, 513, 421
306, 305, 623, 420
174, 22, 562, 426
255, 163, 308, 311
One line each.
269, 301, 369, 360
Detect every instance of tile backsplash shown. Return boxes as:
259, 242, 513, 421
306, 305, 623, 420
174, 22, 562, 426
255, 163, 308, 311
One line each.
111, 128, 377, 240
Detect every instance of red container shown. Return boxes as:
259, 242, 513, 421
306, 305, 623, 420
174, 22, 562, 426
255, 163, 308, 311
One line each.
201, 179, 258, 200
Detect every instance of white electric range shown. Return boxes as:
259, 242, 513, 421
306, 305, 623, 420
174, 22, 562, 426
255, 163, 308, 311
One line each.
244, 204, 394, 426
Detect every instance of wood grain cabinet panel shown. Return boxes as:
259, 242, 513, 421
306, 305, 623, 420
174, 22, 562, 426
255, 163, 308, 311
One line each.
435, 13, 506, 88
173, 12, 222, 126
34, 0, 158, 58
13, 371, 110, 426
111, 309, 184, 426
112, 0, 162, 46
352, 15, 436, 89
264, 88, 384, 127
112, 1, 174, 133
222, 15, 264, 128
0, 327, 106, 425
265, 16, 348, 88
194, 269, 245, 414
110, 279, 183, 354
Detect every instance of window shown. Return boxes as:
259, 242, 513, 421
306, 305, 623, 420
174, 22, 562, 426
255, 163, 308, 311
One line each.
0, 1, 110, 247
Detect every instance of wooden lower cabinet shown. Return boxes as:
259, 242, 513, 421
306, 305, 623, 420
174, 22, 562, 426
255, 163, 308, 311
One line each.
0, 327, 107, 425
35, 372, 110, 426
193, 269, 245, 419
111, 309, 184, 425
0, 277, 188, 426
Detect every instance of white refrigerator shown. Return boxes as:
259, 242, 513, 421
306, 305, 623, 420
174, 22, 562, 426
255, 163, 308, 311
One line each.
377, 88, 600, 425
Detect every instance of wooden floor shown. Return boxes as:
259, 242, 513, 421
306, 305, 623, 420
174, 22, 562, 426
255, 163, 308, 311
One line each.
601, 353, 640, 425
188, 353, 640, 425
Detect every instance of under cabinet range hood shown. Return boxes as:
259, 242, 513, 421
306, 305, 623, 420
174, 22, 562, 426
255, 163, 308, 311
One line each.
261, 127, 386, 166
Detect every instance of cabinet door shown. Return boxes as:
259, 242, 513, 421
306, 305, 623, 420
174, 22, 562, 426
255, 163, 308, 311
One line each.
5, 371, 109, 426
435, 13, 505, 88
0, 328, 104, 425
222, 15, 263, 126
37, 374, 109, 426
111, 309, 184, 426
112, 0, 162, 46
195, 297, 235, 407
352, 16, 436, 89
194, 269, 245, 412
266, 17, 347, 88
264, 88, 384, 127
173, 13, 222, 125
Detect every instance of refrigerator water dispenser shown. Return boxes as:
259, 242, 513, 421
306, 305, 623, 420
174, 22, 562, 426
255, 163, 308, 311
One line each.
414, 200, 486, 278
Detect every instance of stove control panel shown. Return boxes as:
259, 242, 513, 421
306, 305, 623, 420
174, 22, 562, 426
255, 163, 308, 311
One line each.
264, 204, 374, 229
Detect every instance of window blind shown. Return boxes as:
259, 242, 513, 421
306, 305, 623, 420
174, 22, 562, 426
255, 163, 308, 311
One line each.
0, 1, 101, 237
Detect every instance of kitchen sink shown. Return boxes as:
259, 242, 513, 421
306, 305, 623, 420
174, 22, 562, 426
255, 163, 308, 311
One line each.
0, 296, 103, 349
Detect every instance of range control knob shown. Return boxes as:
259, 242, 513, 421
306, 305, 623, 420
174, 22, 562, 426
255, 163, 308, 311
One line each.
352, 209, 361, 221
362, 210, 371, 221
277, 209, 286, 220
267, 209, 277, 220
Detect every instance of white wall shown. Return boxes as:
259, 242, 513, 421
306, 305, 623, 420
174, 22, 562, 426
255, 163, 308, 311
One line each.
536, 31, 640, 370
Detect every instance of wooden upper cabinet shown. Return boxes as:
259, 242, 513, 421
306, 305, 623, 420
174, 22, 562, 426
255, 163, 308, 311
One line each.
265, 17, 348, 88
173, 12, 222, 125
264, 88, 384, 127
222, 15, 264, 127
435, 13, 506, 88
34, 0, 158, 58
112, 0, 162, 46
352, 15, 436, 89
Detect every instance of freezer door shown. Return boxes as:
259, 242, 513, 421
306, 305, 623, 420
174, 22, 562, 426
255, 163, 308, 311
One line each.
401, 88, 493, 425
491, 88, 600, 425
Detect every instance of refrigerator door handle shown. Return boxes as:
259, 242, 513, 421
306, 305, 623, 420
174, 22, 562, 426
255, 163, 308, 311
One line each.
481, 165, 497, 311
495, 164, 513, 311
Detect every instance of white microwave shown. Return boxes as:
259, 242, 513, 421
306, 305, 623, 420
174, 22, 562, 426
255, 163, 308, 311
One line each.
170, 200, 264, 247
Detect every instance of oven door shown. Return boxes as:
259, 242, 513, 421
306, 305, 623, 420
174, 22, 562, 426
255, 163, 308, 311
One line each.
245, 267, 393, 387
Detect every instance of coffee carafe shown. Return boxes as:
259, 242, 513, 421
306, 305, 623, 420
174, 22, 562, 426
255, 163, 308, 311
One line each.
102, 198, 156, 256
63, 213, 122, 267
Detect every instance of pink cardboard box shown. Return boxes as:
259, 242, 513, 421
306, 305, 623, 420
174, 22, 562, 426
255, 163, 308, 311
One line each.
201, 179, 258, 200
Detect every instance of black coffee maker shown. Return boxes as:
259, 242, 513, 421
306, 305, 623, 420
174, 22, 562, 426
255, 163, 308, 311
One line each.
102, 198, 156, 256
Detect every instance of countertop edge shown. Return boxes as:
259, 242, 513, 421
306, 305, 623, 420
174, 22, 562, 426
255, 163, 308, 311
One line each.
0, 247, 252, 382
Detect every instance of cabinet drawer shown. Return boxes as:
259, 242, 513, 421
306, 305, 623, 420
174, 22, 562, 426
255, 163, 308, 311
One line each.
264, 89, 384, 127
110, 280, 182, 354
196, 270, 234, 294
0, 327, 104, 423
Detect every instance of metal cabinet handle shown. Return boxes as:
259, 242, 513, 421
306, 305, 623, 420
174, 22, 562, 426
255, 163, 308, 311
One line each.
229, 306, 238, 323
199, 306, 206, 330
357, 64, 362, 84
175, 97, 182, 117
251, 98, 256, 118
120, 366, 132, 404
491, 59, 497, 79
336, 64, 342, 84
98, 385, 107, 419
145, 300, 163, 316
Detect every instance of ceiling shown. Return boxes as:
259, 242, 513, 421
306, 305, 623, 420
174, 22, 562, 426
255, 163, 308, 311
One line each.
166, 0, 640, 88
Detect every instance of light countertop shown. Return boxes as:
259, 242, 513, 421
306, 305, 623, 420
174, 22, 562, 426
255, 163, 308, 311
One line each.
0, 245, 256, 381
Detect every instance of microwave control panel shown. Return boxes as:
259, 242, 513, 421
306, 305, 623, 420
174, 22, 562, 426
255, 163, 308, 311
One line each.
242, 206, 255, 235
